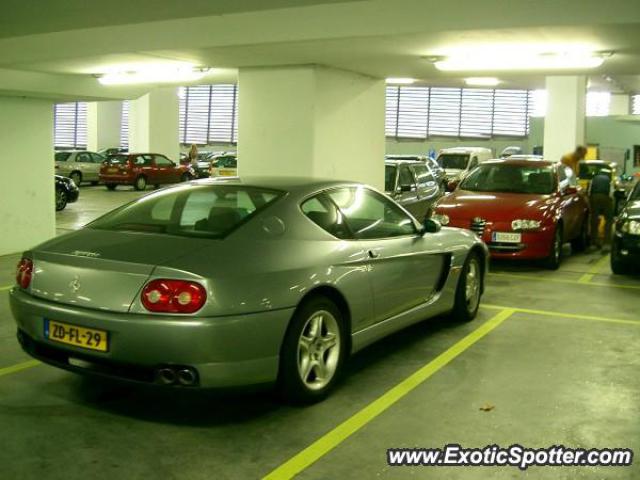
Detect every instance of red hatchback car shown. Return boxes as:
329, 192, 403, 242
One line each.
432, 159, 589, 269
99, 153, 193, 191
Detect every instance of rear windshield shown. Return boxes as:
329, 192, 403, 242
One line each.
438, 154, 469, 170
105, 154, 130, 165
88, 185, 284, 239
384, 165, 397, 192
55, 152, 72, 162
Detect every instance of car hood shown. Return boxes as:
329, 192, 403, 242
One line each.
27, 229, 218, 313
435, 189, 557, 222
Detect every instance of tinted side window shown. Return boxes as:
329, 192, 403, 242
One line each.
412, 165, 434, 187
76, 153, 90, 163
301, 195, 350, 239
398, 166, 415, 189
90, 153, 105, 163
133, 155, 153, 166
155, 155, 173, 166
328, 187, 416, 239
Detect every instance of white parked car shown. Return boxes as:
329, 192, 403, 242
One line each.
54, 151, 106, 186
437, 147, 493, 185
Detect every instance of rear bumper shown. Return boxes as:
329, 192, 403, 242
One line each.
10, 288, 292, 388
612, 232, 640, 264
67, 188, 79, 203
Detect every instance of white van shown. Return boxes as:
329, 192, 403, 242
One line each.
436, 147, 493, 182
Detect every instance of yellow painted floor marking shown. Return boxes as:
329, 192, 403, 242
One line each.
578, 254, 610, 284
262, 308, 515, 480
0, 359, 40, 378
488, 271, 640, 291
483, 304, 640, 326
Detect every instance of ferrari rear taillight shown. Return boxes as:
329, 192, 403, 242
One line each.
16, 258, 33, 289
141, 279, 207, 314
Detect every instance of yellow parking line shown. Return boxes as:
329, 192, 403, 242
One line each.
0, 359, 40, 377
483, 304, 640, 326
262, 308, 515, 480
0, 284, 12, 291
488, 271, 640, 290
578, 254, 610, 284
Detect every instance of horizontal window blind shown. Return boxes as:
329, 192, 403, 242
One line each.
179, 84, 238, 144
586, 92, 610, 117
633, 94, 640, 115
460, 89, 493, 138
397, 86, 429, 138
54, 102, 87, 149
492, 89, 529, 136
385, 86, 533, 139
120, 100, 129, 149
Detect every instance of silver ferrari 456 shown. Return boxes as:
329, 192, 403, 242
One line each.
10, 177, 488, 402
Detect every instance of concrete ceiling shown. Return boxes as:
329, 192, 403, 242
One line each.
0, 0, 639, 100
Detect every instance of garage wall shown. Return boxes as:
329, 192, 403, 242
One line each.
0, 96, 55, 256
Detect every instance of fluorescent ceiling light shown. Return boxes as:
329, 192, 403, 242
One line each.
465, 77, 501, 87
434, 51, 610, 72
98, 65, 208, 85
386, 77, 415, 85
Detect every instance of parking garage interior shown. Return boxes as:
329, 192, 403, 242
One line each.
1, 1, 640, 479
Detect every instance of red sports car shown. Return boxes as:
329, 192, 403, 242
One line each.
432, 159, 589, 269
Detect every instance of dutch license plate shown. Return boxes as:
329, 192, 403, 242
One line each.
220, 170, 235, 176
492, 232, 522, 243
44, 319, 109, 352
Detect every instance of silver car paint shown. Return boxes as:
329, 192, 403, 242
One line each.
10, 177, 487, 388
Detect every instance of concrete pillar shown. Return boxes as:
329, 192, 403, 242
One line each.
128, 88, 179, 162
87, 101, 122, 152
238, 65, 385, 190
0, 97, 55, 256
543, 76, 586, 162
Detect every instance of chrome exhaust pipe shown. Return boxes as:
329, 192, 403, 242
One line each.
177, 368, 196, 386
157, 368, 176, 385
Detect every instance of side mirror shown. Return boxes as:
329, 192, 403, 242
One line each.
422, 218, 442, 234
446, 180, 459, 192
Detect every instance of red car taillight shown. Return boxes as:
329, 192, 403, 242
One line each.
16, 258, 33, 289
141, 279, 207, 314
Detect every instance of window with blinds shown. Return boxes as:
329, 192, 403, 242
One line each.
54, 102, 87, 149
120, 100, 129, 149
633, 95, 640, 115
179, 84, 238, 144
586, 92, 611, 117
385, 86, 532, 139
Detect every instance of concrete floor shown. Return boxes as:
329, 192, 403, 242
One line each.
1, 185, 639, 479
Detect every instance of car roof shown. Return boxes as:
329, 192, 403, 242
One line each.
439, 147, 491, 154
385, 159, 423, 166
481, 158, 556, 167
186, 176, 366, 195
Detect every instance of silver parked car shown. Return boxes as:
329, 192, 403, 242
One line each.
11, 177, 487, 403
55, 151, 106, 186
385, 159, 443, 220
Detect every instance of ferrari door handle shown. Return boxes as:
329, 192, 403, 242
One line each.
368, 249, 380, 259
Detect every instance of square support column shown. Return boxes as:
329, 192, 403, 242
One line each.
238, 65, 385, 190
0, 97, 55, 256
87, 101, 122, 152
543, 76, 586, 162
128, 88, 179, 161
